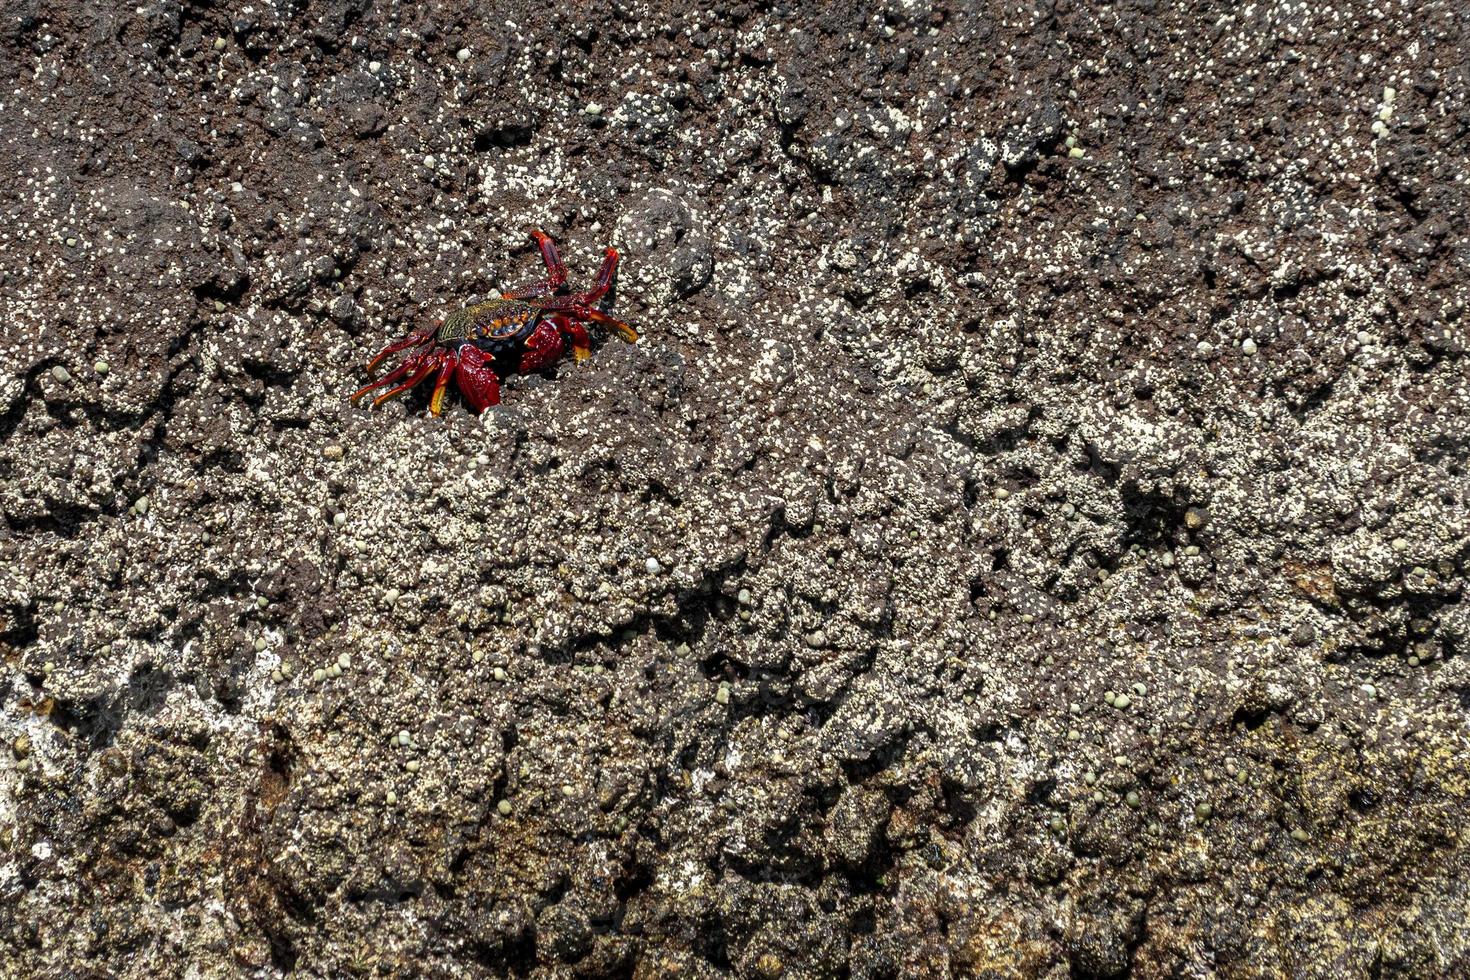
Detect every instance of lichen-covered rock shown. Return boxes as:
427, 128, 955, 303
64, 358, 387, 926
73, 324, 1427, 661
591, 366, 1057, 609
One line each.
3, 0, 1470, 977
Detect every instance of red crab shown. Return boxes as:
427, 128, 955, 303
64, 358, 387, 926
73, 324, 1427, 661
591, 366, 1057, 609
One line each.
351, 229, 639, 415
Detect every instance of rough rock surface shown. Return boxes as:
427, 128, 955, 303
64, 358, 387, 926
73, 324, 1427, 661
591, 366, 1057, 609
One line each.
3, 1, 1469, 977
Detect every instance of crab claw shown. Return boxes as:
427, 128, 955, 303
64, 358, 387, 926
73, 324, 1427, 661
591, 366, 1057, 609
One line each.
456, 345, 502, 412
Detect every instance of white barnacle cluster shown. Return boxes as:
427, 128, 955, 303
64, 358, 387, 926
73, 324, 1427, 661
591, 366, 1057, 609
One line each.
1370, 84, 1397, 138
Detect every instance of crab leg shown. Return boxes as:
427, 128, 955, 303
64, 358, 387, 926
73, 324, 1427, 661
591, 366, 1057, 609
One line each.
555, 316, 593, 361
539, 248, 620, 309
501, 229, 574, 299
427, 352, 457, 416
370, 357, 438, 407
582, 248, 619, 304
366, 328, 435, 376
580, 307, 639, 343
351, 354, 423, 404
528, 228, 568, 289
499, 281, 556, 301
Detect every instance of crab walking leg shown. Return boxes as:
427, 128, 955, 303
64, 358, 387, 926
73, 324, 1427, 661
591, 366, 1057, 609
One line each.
580, 307, 639, 343
365, 328, 435, 376
351, 353, 423, 404
502, 228, 574, 299
499, 281, 556, 301
370, 357, 438, 407
551, 315, 593, 361
542, 249, 619, 309
582, 247, 619, 304
528, 228, 569, 289
427, 351, 457, 416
